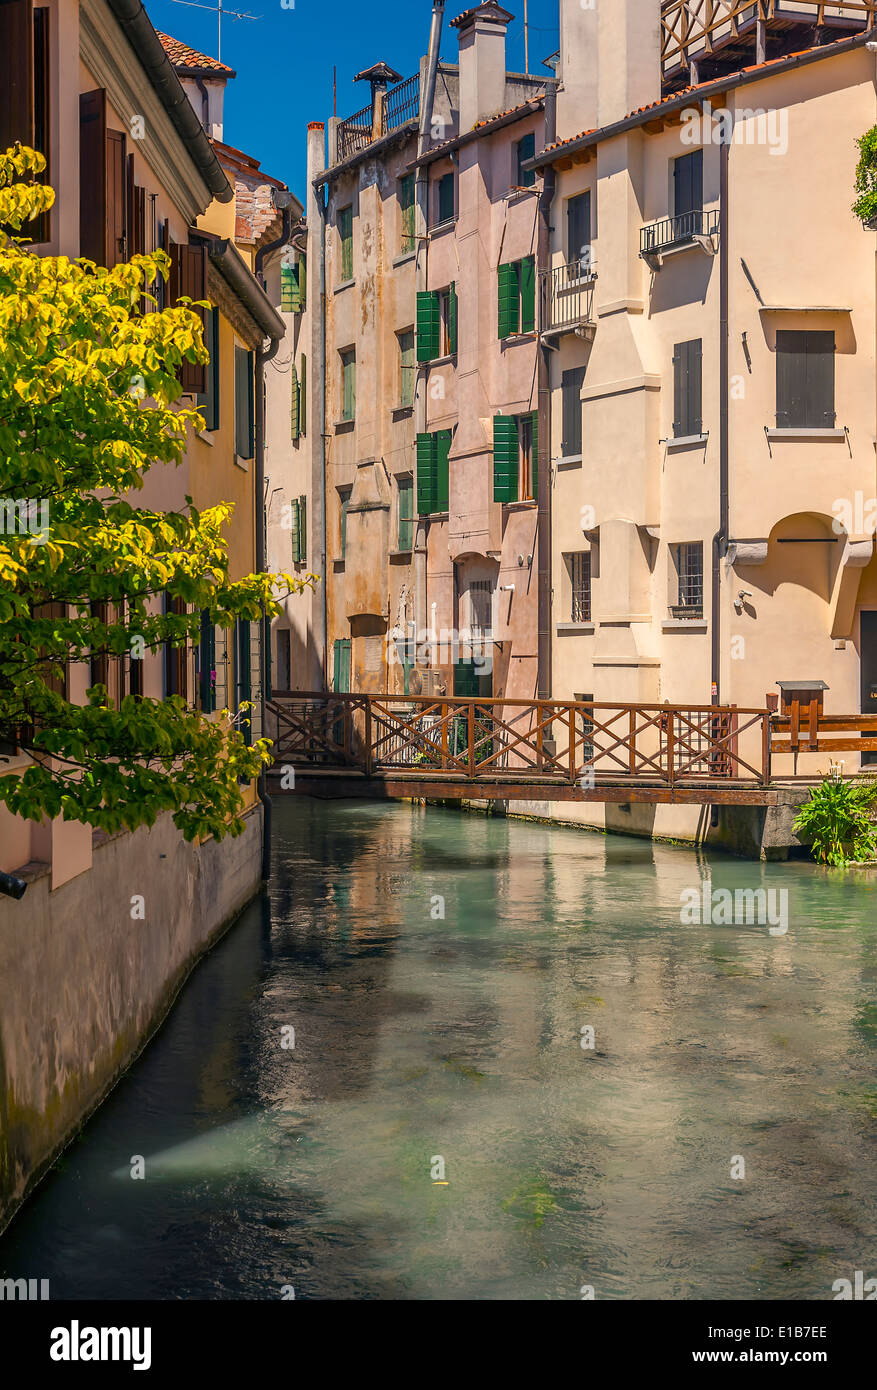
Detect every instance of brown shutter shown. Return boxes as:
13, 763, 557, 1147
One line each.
170, 241, 207, 393
79, 89, 106, 262
105, 128, 126, 266
126, 152, 135, 259
0, 0, 34, 151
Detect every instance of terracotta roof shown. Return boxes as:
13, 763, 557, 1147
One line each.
157, 32, 236, 77
537, 32, 869, 162
450, 3, 514, 29
415, 94, 545, 166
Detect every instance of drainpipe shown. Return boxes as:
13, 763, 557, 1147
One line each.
414, 1, 446, 655
307, 123, 329, 687
712, 127, 731, 705
254, 201, 293, 882
537, 82, 557, 700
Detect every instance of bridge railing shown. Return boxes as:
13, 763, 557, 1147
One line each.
268, 694, 772, 786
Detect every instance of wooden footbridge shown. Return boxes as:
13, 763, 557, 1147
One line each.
264, 692, 877, 807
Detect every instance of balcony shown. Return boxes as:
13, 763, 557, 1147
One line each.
336, 73, 420, 164
539, 260, 597, 338
640, 208, 719, 268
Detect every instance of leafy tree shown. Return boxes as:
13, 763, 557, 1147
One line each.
0, 144, 311, 842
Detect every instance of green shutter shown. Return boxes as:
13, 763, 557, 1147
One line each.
299, 495, 307, 563
435, 429, 451, 513
530, 411, 539, 496
289, 497, 301, 562
400, 173, 416, 252
520, 255, 536, 333
417, 432, 437, 514
237, 618, 252, 745
339, 206, 353, 281
493, 415, 518, 503
498, 262, 519, 339
448, 281, 458, 355
298, 254, 306, 310
300, 354, 307, 435
281, 263, 301, 313
417, 290, 440, 362
199, 609, 216, 713
290, 360, 299, 439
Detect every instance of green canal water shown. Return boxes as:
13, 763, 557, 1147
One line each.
2, 798, 877, 1300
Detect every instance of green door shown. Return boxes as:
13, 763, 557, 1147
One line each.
333, 638, 351, 693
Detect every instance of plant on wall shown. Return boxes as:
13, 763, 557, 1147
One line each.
852, 125, 877, 227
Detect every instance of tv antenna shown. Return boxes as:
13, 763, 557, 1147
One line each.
169, 0, 261, 64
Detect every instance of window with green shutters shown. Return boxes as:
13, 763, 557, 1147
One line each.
416, 430, 451, 515
290, 360, 300, 439
397, 474, 414, 550
436, 171, 455, 226
281, 262, 301, 313
399, 173, 415, 253
299, 355, 307, 435
417, 286, 457, 362
196, 306, 220, 432
340, 348, 356, 420
234, 345, 254, 459
338, 205, 353, 282
298, 253, 306, 310
516, 132, 536, 188
498, 256, 536, 339
339, 487, 351, 558
290, 496, 307, 564
493, 412, 539, 502
399, 329, 415, 406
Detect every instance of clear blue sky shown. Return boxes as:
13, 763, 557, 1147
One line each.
145, 0, 560, 198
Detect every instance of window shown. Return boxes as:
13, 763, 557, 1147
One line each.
561, 365, 585, 457
281, 257, 304, 313
673, 149, 703, 232
234, 345, 254, 459
568, 552, 592, 622
398, 328, 415, 406
339, 487, 352, 559
468, 580, 494, 637
276, 629, 291, 694
399, 173, 416, 253
498, 256, 536, 338
516, 132, 536, 188
416, 285, 457, 361
290, 496, 307, 564
575, 693, 595, 763
198, 610, 216, 713
164, 594, 188, 703
671, 542, 704, 618
672, 339, 703, 438
776, 330, 836, 429
170, 241, 208, 393
416, 430, 451, 514
566, 192, 591, 272
236, 618, 253, 745
338, 204, 353, 281
197, 306, 220, 431
397, 475, 414, 550
340, 348, 356, 420
435, 171, 455, 227
493, 412, 538, 503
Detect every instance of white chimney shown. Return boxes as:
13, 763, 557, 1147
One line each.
453, 2, 512, 133
557, 0, 660, 140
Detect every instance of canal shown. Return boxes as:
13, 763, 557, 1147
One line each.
2, 797, 876, 1300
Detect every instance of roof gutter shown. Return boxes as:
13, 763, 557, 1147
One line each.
104, 0, 233, 202
527, 30, 870, 170
206, 239, 286, 341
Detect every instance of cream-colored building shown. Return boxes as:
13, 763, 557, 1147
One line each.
520, 0, 877, 835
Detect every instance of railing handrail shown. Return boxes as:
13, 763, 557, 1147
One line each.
272, 691, 770, 716
640, 206, 720, 253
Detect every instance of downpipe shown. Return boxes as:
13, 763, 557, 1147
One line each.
537, 81, 557, 700
711, 131, 730, 706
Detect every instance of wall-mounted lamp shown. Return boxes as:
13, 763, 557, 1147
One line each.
733, 589, 752, 615
500, 583, 516, 592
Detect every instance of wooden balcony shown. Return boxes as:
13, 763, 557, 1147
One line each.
660, 1, 875, 86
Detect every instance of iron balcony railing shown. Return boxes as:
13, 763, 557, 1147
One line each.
640, 207, 720, 257
336, 74, 421, 163
539, 259, 597, 333
384, 73, 420, 131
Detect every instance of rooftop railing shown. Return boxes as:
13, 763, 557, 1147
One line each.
336, 74, 421, 164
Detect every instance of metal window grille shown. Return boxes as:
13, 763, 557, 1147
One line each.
674, 543, 703, 615
571, 552, 591, 622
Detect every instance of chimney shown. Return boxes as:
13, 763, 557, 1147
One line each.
557, 0, 660, 140
452, 2, 513, 133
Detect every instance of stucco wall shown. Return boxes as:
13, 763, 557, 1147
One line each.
0, 803, 263, 1234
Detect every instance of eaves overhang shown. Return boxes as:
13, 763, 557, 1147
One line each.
204, 237, 286, 341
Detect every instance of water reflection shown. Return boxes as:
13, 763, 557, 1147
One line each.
1, 799, 876, 1300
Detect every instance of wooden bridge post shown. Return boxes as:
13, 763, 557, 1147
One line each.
441, 702, 449, 771
568, 706, 576, 783
468, 700, 475, 779
761, 710, 771, 786
629, 707, 636, 774
364, 698, 373, 777
666, 709, 675, 787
